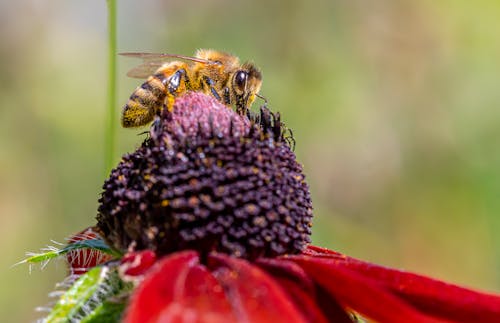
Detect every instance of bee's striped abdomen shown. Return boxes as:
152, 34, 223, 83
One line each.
121, 73, 168, 128
142, 75, 167, 97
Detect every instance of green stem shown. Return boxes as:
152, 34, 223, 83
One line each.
105, 0, 117, 176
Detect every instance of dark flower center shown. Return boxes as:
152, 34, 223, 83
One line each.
96, 92, 312, 260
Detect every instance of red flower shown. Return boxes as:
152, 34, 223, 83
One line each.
72, 243, 500, 323
61, 93, 500, 322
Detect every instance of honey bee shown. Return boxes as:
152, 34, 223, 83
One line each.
120, 49, 264, 128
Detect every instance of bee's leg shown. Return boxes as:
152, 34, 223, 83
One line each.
203, 76, 222, 101
286, 128, 296, 151
149, 116, 162, 140
236, 102, 247, 115
223, 87, 231, 105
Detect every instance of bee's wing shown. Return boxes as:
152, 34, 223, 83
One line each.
120, 52, 218, 79
120, 52, 217, 64
125, 62, 165, 79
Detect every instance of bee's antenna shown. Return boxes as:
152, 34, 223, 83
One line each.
256, 93, 268, 106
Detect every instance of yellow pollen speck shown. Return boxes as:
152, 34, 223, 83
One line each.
217, 160, 223, 167
161, 200, 169, 207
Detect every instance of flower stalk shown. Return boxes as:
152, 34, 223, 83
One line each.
104, 0, 117, 176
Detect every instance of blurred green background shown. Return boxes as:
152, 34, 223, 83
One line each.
1, 0, 500, 321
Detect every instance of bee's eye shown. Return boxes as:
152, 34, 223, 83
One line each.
234, 71, 248, 92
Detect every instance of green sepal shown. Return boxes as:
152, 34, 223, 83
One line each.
80, 300, 127, 323
44, 265, 131, 323
22, 239, 121, 266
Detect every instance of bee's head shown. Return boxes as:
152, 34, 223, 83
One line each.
232, 62, 262, 112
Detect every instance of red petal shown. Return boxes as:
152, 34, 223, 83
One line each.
257, 258, 351, 323
303, 245, 500, 322
66, 227, 113, 275
209, 253, 308, 323
290, 255, 438, 323
124, 251, 235, 323
304, 245, 342, 256
315, 283, 357, 323
120, 250, 157, 277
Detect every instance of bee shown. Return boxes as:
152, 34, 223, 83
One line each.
120, 49, 264, 128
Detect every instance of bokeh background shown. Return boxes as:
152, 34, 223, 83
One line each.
1, 0, 500, 321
